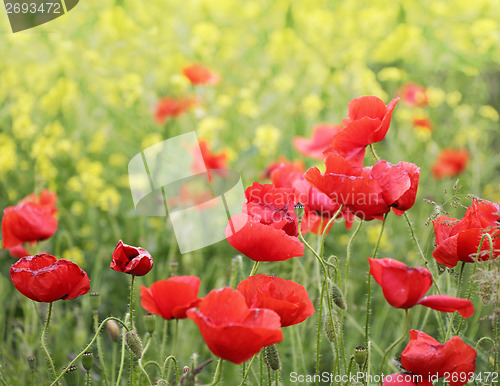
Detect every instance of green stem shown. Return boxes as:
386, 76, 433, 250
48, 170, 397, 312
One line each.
379, 309, 409, 373
144, 361, 162, 374
315, 281, 326, 382
249, 261, 260, 276
111, 342, 118, 386
239, 355, 257, 386
41, 302, 57, 380
129, 275, 136, 386
369, 144, 379, 161
129, 275, 136, 329
166, 319, 178, 380
86, 371, 90, 386
403, 212, 441, 294
115, 313, 130, 386
159, 320, 168, 365
344, 220, 363, 296
93, 312, 109, 386
365, 213, 388, 347
161, 355, 179, 381
319, 205, 344, 259
51, 317, 129, 386
445, 262, 466, 340
210, 358, 223, 386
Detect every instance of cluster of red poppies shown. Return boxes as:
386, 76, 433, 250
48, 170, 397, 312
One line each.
155, 64, 219, 124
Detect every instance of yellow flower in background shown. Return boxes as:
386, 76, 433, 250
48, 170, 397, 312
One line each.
253, 124, 281, 157
426, 87, 446, 107
191, 22, 221, 58
89, 131, 108, 154
0, 134, 17, 177
301, 94, 324, 118
109, 153, 128, 168
272, 74, 295, 94
483, 183, 500, 203
63, 247, 85, 267
98, 187, 122, 212
367, 223, 391, 252
141, 133, 164, 150
12, 115, 36, 140
197, 117, 227, 141
479, 105, 499, 121
446, 91, 462, 107
238, 100, 260, 118
378, 67, 406, 82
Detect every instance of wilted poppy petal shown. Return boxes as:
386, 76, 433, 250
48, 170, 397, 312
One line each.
417, 295, 474, 318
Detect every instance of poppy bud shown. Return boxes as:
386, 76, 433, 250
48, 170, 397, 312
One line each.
106, 320, 121, 342
354, 346, 367, 367
144, 313, 156, 335
331, 283, 347, 311
82, 351, 93, 372
324, 312, 340, 343
182, 366, 190, 373
169, 260, 179, 276
126, 330, 143, 359
63, 365, 79, 386
89, 291, 101, 312
294, 203, 305, 221
27, 356, 36, 371
264, 344, 281, 371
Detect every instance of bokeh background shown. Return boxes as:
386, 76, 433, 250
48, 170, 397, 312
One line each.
0, 0, 499, 384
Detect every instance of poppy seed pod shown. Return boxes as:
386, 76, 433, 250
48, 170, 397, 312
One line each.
89, 291, 101, 312
126, 331, 143, 359
82, 352, 93, 372
63, 365, 79, 386
27, 356, 36, 371
264, 344, 281, 371
106, 320, 121, 342
354, 346, 367, 367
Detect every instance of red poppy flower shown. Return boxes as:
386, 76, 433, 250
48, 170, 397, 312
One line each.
140, 276, 201, 320
400, 330, 476, 386
260, 157, 304, 180
191, 139, 228, 177
225, 183, 304, 261
236, 274, 314, 327
398, 82, 428, 107
187, 287, 283, 364
325, 96, 399, 166
412, 116, 433, 132
10, 254, 90, 303
182, 64, 220, 86
2, 202, 58, 249
293, 124, 343, 160
368, 257, 474, 317
155, 97, 196, 124
305, 153, 420, 221
270, 162, 354, 234
110, 240, 153, 276
20, 189, 58, 214
431, 148, 469, 180
9, 244, 29, 259
432, 199, 500, 268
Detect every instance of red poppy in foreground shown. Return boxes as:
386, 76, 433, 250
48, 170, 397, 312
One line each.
293, 124, 343, 160
110, 240, 153, 276
305, 153, 420, 221
400, 330, 476, 386
140, 276, 201, 320
431, 148, 469, 180
191, 139, 228, 176
326, 96, 399, 165
225, 183, 304, 261
187, 287, 283, 364
155, 97, 196, 124
183, 64, 220, 85
368, 258, 474, 317
432, 199, 500, 268
2, 200, 58, 249
10, 254, 90, 303
398, 82, 428, 107
260, 156, 304, 180
237, 274, 314, 327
